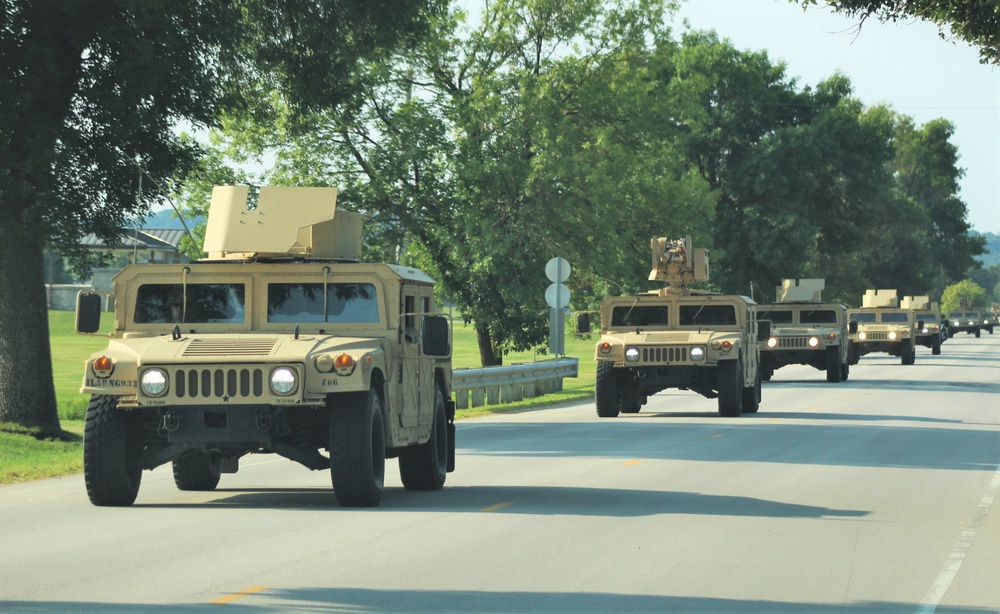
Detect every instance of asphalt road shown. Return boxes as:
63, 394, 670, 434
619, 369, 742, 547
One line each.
2, 334, 999, 613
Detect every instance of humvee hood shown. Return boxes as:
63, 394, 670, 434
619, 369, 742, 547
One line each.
103, 333, 382, 365
617, 330, 738, 344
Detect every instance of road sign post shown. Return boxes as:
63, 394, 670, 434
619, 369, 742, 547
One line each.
545, 258, 571, 356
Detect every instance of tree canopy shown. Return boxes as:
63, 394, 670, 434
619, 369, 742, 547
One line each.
798, 0, 1000, 65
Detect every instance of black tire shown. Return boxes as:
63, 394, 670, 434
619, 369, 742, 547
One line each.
840, 360, 849, 382
932, 336, 941, 355
172, 451, 222, 491
83, 395, 143, 506
595, 361, 620, 418
761, 365, 773, 382
901, 339, 915, 365
329, 389, 386, 507
717, 360, 743, 417
399, 387, 448, 491
742, 369, 761, 414
975, 327, 981, 338
847, 344, 860, 365
620, 386, 642, 414
825, 346, 842, 383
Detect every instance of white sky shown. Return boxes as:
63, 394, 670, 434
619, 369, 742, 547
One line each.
673, 0, 1000, 233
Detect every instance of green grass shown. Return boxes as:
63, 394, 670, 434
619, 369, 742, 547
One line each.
0, 312, 597, 484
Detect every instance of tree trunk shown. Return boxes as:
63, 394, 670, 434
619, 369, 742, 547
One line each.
475, 322, 502, 367
0, 228, 63, 436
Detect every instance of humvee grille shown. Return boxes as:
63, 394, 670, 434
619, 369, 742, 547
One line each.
641, 346, 688, 363
864, 332, 888, 341
175, 367, 265, 399
776, 337, 810, 349
182, 339, 279, 357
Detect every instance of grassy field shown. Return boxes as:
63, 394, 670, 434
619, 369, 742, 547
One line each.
0, 311, 597, 484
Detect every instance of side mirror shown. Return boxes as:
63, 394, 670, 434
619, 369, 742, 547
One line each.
756, 319, 771, 339
576, 312, 591, 334
76, 292, 103, 334
422, 315, 451, 357
848, 321, 859, 334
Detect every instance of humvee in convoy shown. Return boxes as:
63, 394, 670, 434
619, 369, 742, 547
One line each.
847, 289, 921, 365
901, 295, 944, 355
757, 279, 850, 382
590, 238, 769, 417
947, 310, 981, 338
76, 186, 454, 507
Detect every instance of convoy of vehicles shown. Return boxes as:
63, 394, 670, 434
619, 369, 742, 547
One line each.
72, 186, 991, 508
77, 186, 455, 507
757, 279, 850, 382
846, 289, 921, 366
588, 238, 768, 418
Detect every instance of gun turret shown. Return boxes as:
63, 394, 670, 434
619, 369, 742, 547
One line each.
900, 295, 932, 311
862, 289, 898, 308
649, 237, 709, 286
202, 185, 364, 261
776, 279, 824, 302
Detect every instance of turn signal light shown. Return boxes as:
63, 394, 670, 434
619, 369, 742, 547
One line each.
92, 356, 114, 378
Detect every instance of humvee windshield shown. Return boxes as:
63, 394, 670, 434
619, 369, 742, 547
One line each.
267, 282, 380, 323
611, 305, 669, 327
920, 313, 940, 322
880, 313, 910, 323
758, 310, 793, 324
800, 309, 838, 324
851, 312, 876, 323
680, 305, 736, 326
135, 283, 246, 324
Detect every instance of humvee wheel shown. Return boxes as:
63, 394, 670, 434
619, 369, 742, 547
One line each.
761, 366, 773, 382
620, 386, 642, 414
840, 361, 849, 381
742, 369, 760, 414
974, 327, 981, 338
932, 336, 942, 355
399, 387, 448, 491
717, 360, 743, 417
329, 389, 385, 507
84, 395, 143, 506
825, 346, 843, 383
901, 339, 915, 365
172, 452, 222, 491
595, 361, 621, 418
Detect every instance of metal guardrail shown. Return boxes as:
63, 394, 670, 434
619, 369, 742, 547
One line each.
451, 358, 579, 409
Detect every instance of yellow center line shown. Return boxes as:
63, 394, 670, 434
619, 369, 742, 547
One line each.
622, 460, 641, 466
481, 502, 512, 512
710, 433, 723, 438
211, 585, 269, 605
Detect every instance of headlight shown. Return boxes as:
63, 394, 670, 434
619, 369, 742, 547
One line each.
922, 327, 929, 334
624, 347, 640, 362
888, 331, 898, 340
766, 337, 778, 348
858, 332, 867, 340
968, 320, 975, 326
690, 346, 705, 361
270, 367, 298, 396
140, 368, 168, 397
808, 337, 819, 348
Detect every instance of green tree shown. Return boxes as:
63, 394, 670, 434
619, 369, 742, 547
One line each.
798, 0, 1000, 65
940, 280, 987, 314
202, 0, 715, 366
0, 0, 444, 434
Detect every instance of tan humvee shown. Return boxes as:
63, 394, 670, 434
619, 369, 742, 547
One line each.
76, 186, 454, 507
901, 295, 944, 355
589, 237, 769, 417
757, 279, 850, 382
847, 289, 921, 365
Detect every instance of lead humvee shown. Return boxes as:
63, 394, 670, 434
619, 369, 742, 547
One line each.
76, 186, 454, 507
757, 279, 850, 382
847, 289, 921, 365
591, 237, 769, 417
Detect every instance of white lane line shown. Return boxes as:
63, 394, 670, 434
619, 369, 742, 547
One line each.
915, 464, 1000, 614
